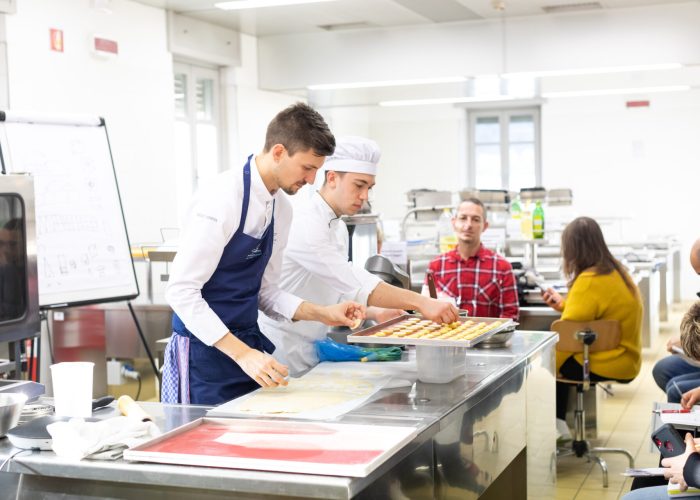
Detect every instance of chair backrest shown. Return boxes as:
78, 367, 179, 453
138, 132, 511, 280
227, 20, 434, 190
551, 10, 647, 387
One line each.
551, 319, 622, 353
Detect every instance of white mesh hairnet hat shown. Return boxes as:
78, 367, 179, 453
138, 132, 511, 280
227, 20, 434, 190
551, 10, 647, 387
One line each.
324, 136, 381, 175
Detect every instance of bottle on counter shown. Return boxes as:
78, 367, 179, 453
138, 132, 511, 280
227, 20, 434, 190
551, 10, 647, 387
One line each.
510, 196, 522, 219
520, 201, 533, 239
532, 201, 545, 239
437, 208, 457, 253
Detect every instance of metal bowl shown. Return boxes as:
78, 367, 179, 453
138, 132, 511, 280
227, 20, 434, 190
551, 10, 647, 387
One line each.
0, 393, 28, 437
475, 328, 516, 348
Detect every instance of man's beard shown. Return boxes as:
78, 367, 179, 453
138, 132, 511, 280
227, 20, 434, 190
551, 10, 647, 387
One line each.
281, 183, 304, 195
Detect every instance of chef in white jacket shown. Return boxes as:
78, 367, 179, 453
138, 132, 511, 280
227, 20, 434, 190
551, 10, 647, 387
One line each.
258, 136, 459, 375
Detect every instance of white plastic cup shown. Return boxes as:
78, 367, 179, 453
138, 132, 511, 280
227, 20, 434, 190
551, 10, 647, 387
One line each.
50, 362, 94, 417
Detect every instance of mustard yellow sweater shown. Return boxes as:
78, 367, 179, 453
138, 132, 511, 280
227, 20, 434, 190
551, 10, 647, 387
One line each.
556, 270, 643, 381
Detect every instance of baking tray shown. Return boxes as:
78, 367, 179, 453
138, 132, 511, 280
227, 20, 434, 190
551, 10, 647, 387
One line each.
347, 315, 516, 348
124, 416, 418, 478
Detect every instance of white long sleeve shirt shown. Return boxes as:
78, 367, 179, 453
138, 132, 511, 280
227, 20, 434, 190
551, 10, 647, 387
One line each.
165, 157, 303, 346
258, 191, 381, 375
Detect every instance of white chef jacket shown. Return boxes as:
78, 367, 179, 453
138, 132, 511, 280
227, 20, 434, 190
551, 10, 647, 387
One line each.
258, 191, 382, 375
165, 156, 303, 347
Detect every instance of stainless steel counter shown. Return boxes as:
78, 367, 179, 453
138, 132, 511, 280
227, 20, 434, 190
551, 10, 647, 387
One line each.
518, 306, 561, 331
0, 330, 557, 500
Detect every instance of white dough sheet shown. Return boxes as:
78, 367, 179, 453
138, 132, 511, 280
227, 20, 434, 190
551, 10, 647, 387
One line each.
208, 359, 417, 420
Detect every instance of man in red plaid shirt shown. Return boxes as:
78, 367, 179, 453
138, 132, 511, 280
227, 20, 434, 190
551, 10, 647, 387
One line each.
424, 198, 519, 320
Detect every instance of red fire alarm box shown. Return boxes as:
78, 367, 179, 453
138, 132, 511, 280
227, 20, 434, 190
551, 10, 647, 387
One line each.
50, 28, 64, 53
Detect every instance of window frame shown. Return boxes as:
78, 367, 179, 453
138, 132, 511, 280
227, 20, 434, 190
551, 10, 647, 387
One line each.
173, 60, 224, 193
467, 107, 542, 190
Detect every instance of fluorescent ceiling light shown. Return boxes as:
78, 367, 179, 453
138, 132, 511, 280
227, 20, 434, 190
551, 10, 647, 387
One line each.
308, 76, 468, 91
215, 0, 335, 10
379, 95, 514, 107
542, 85, 690, 98
502, 63, 683, 79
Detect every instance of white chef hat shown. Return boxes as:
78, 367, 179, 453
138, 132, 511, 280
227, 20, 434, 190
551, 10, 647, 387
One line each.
324, 136, 381, 176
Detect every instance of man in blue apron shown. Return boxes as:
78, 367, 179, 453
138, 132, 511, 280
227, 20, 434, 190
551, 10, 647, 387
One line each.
162, 103, 364, 405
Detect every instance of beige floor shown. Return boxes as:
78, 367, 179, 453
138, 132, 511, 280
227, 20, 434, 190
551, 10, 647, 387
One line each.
555, 302, 693, 499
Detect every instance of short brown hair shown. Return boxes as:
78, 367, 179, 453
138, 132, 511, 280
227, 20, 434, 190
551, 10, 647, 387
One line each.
263, 102, 335, 157
681, 302, 700, 360
459, 197, 487, 221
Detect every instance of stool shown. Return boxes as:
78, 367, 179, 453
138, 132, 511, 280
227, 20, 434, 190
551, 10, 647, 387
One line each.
553, 319, 635, 487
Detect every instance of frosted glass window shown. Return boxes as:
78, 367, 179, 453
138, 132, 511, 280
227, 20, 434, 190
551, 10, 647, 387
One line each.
468, 108, 540, 190
474, 145, 502, 190
196, 79, 214, 122
509, 143, 536, 190
196, 124, 219, 182
174, 73, 187, 120
509, 115, 534, 142
475, 117, 500, 143
173, 62, 222, 201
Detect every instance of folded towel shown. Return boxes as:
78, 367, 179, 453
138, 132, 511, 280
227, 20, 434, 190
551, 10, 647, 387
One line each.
47, 416, 161, 460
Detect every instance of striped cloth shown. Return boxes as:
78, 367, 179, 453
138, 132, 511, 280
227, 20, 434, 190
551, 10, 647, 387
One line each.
161, 333, 190, 404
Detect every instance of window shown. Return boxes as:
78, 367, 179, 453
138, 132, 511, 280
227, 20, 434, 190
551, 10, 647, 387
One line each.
173, 62, 222, 202
468, 108, 541, 191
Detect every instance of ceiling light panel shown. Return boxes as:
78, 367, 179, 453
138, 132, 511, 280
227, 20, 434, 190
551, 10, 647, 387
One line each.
215, 0, 335, 10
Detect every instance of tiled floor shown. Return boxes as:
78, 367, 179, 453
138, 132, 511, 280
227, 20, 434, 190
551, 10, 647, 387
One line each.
555, 302, 693, 499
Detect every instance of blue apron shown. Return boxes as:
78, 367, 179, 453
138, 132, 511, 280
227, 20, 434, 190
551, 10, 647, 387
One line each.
163, 155, 276, 405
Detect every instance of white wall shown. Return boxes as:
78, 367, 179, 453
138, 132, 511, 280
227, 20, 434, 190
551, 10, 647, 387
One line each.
5, 0, 176, 244
258, 2, 700, 90
226, 33, 299, 169
543, 89, 700, 297
256, 2, 700, 299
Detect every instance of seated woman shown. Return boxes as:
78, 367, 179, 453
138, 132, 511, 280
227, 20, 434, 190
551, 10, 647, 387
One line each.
541, 216, 643, 434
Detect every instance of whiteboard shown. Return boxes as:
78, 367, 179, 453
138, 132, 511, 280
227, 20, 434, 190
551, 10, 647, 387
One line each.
0, 112, 139, 308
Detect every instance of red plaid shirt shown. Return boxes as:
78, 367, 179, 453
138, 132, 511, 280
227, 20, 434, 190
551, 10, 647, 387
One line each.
426, 245, 519, 320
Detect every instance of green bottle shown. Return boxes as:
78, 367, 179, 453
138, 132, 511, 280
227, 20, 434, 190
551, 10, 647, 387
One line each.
532, 201, 545, 239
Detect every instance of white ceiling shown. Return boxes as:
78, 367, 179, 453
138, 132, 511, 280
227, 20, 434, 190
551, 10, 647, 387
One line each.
131, 0, 689, 37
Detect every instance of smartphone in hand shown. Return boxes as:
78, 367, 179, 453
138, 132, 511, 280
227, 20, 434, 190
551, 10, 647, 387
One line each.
651, 423, 686, 458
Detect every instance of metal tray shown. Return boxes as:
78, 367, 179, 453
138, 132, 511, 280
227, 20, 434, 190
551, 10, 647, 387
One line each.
347, 315, 516, 348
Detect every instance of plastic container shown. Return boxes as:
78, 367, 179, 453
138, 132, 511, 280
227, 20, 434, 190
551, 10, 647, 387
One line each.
532, 201, 545, 239
416, 345, 466, 383
510, 196, 522, 219
50, 362, 94, 418
437, 208, 457, 253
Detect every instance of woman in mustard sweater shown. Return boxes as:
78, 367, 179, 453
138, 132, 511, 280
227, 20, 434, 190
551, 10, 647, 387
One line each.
542, 217, 643, 423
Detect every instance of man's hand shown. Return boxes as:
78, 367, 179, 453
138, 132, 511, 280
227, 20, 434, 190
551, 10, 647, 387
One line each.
214, 332, 288, 388
662, 432, 697, 490
541, 288, 564, 312
417, 296, 460, 324
371, 308, 406, 324
319, 301, 366, 328
681, 387, 700, 409
668, 336, 682, 353
232, 346, 289, 389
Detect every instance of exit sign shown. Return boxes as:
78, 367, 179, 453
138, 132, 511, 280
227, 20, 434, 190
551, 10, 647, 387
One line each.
94, 36, 118, 55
